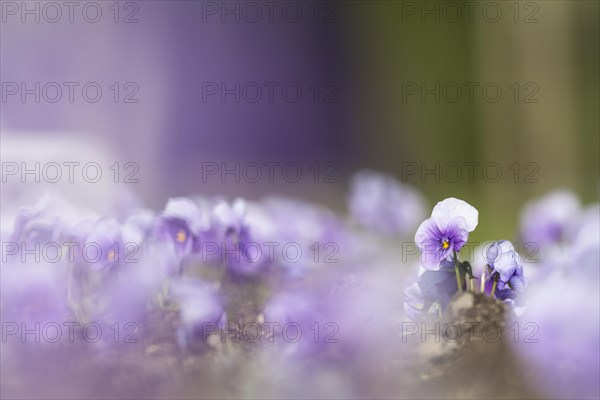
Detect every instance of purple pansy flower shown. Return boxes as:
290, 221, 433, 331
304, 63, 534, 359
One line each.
213, 198, 247, 235
485, 240, 527, 291
414, 197, 478, 270
404, 259, 459, 320
81, 217, 143, 270
9, 195, 100, 247
154, 198, 210, 257
482, 240, 528, 314
9, 196, 70, 246
348, 169, 426, 235
86, 248, 169, 334
213, 198, 269, 276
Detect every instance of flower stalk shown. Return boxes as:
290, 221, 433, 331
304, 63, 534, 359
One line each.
453, 251, 463, 294
490, 275, 498, 298
480, 271, 486, 293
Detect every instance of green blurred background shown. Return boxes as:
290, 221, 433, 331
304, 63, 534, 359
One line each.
343, 0, 599, 241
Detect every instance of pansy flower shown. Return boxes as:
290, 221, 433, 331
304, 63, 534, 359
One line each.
482, 240, 528, 314
9, 195, 70, 246
484, 240, 527, 292
213, 198, 269, 275
81, 217, 143, 270
155, 198, 210, 257
414, 197, 478, 270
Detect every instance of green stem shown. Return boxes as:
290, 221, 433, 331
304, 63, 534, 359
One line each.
453, 251, 463, 294
490, 279, 498, 298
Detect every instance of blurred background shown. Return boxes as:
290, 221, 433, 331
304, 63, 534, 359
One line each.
1, 0, 598, 242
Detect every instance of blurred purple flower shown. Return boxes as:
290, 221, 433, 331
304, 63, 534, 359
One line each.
404, 260, 458, 320
260, 196, 348, 275
154, 198, 210, 258
414, 197, 478, 270
519, 189, 580, 248
263, 291, 329, 355
9, 195, 100, 247
171, 278, 224, 346
263, 196, 344, 244
213, 198, 269, 276
9, 197, 66, 246
124, 208, 156, 239
64, 215, 158, 328
81, 217, 144, 270
512, 268, 599, 399
348, 170, 427, 235
213, 198, 247, 235
567, 204, 600, 279
93, 240, 184, 330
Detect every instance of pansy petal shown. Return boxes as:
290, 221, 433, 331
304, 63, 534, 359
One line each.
214, 200, 246, 231
414, 217, 441, 250
164, 197, 209, 232
486, 240, 515, 265
431, 197, 478, 232
444, 217, 469, 252
420, 246, 446, 271
509, 274, 528, 293
496, 251, 522, 286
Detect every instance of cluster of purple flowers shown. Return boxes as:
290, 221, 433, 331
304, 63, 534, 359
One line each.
2, 171, 599, 399
403, 189, 599, 398
1, 170, 426, 353
405, 197, 528, 319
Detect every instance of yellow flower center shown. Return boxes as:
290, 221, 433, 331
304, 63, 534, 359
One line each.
442, 240, 450, 250
107, 249, 116, 262
176, 229, 187, 243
